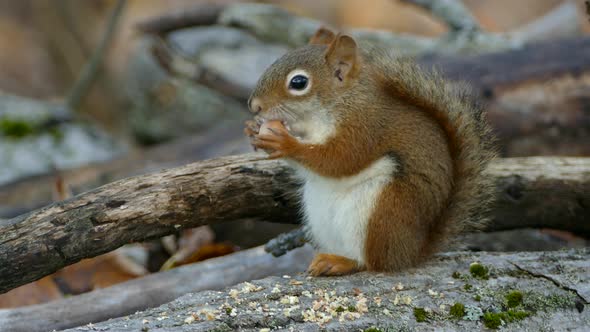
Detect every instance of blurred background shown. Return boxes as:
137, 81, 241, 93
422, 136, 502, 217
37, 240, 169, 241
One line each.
0, 0, 589, 309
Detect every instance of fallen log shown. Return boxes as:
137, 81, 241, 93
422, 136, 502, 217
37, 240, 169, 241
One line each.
61, 249, 589, 332
418, 37, 590, 156
0, 245, 314, 332
0, 155, 588, 294
1, 230, 582, 332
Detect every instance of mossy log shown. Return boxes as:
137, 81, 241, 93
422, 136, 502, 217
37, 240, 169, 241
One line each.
60, 249, 589, 332
0, 155, 588, 294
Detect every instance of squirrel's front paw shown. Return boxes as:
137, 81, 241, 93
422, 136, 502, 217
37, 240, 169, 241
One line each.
252, 124, 300, 159
308, 253, 362, 277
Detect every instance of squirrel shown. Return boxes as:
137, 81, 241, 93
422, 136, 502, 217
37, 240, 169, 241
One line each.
244, 27, 496, 277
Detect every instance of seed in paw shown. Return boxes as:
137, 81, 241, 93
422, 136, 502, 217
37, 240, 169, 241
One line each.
259, 120, 285, 135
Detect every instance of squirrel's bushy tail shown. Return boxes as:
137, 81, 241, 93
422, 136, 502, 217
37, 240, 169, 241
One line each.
378, 55, 497, 250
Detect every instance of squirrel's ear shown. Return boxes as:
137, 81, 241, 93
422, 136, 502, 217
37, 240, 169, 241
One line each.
325, 34, 358, 82
309, 26, 336, 45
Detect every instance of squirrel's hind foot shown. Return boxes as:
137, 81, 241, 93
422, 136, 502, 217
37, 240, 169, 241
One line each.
307, 253, 364, 277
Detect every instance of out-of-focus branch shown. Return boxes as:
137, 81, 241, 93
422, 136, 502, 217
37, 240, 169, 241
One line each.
216, 3, 580, 55
135, 3, 225, 35
65, 0, 126, 111
400, 0, 480, 31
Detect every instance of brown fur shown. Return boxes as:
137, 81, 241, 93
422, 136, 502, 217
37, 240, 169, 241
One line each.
247, 28, 496, 274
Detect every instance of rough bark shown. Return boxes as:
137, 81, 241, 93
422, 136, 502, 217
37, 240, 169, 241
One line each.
490, 157, 590, 235
61, 249, 590, 332
0, 245, 314, 332
0, 155, 588, 294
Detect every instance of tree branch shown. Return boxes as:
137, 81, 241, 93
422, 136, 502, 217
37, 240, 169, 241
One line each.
134, 3, 225, 35
0, 155, 588, 294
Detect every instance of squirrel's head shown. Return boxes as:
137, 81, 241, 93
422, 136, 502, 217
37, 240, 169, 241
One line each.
248, 27, 361, 141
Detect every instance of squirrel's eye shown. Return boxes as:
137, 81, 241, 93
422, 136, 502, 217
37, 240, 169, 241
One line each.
285, 70, 311, 96
289, 75, 308, 91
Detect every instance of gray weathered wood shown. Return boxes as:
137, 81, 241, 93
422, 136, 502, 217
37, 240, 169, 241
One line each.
0, 245, 314, 332
0, 155, 588, 294
61, 249, 590, 332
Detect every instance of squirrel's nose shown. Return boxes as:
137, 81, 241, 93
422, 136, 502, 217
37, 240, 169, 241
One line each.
248, 97, 263, 114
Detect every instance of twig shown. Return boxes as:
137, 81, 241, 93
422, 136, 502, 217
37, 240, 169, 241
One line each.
55, 0, 90, 57
65, 0, 126, 111
150, 39, 252, 99
264, 227, 308, 257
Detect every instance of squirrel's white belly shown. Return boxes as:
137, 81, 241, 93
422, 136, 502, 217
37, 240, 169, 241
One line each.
295, 157, 396, 264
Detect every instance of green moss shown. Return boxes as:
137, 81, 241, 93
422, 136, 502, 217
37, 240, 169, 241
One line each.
469, 263, 489, 280
347, 305, 357, 312
464, 284, 473, 291
364, 328, 383, 332
449, 303, 466, 319
482, 312, 502, 329
482, 310, 530, 329
225, 307, 232, 315
505, 290, 523, 308
0, 118, 34, 138
452, 271, 461, 279
506, 310, 531, 320
474, 295, 481, 301
335, 306, 345, 313
413, 307, 428, 322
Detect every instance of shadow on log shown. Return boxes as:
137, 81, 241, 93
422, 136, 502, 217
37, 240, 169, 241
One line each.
0, 154, 588, 294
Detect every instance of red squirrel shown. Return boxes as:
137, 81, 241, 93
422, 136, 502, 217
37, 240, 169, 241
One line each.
244, 27, 495, 276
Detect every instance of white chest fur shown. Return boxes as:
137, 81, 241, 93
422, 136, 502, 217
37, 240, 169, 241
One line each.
294, 157, 396, 264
